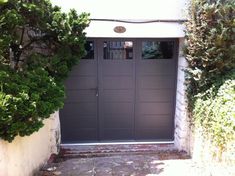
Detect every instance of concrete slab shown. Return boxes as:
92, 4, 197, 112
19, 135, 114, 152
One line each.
36, 144, 234, 176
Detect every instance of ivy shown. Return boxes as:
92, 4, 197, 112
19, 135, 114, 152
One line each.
185, 0, 235, 156
0, 0, 89, 142
184, 0, 235, 105
193, 70, 235, 151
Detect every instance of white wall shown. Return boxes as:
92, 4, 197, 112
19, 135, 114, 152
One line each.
0, 112, 60, 176
174, 38, 190, 152
51, 0, 189, 20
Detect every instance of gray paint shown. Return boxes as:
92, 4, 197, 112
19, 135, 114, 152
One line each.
60, 38, 178, 143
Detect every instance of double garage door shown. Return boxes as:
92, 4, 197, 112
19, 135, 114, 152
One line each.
60, 38, 178, 143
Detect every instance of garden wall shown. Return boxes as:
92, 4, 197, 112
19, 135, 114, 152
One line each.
0, 111, 60, 176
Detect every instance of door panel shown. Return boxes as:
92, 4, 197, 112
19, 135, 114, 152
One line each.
135, 128, 173, 140
103, 90, 134, 102
138, 89, 174, 102
138, 61, 173, 75
65, 76, 97, 90
135, 39, 177, 140
98, 40, 135, 140
102, 129, 134, 140
69, 63, 97, 76
102, 62, 133, 76
139, 75, 175, 89
103, 115, 133, 128
138, 102, 173, 115
60, 40, 98, 143
62, 129, 98, 143
102, 76, 134, 89
65, 90, 97, 103
135, 115, 172, 128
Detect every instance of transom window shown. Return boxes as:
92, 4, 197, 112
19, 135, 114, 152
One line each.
103, 41, 133, 60
142, 41, 174, 59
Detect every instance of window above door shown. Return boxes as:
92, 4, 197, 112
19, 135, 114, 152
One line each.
142, 41, 174, 59
103, 41, 133, 60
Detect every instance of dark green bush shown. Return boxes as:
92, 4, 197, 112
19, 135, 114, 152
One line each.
184, 0, 235, 106
0, 67, 64, 141
0, 0, 89, 142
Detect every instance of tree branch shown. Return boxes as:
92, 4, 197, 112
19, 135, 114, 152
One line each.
19, 26, 25, 46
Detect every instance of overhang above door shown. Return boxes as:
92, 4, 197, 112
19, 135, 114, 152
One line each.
85, 20, 185, 38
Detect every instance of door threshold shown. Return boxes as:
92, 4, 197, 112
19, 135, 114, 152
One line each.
61, 141, 174, 146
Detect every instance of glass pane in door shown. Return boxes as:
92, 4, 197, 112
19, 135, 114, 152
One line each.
103, 41, 133, 60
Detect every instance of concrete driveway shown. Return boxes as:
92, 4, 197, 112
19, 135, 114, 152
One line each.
37, 144, 234, 176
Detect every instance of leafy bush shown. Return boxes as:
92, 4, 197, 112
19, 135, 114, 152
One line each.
193, 70, 235, 151
184, 0, 235, 107
0, 67, 64, 141
184, 0, 235, 155
0, 0, 89, 142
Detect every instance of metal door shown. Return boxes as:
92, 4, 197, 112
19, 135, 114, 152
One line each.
98, 39, 135, 140
60, 41, 98, 143
135, 39, 178, 140
60, 38, 177, 143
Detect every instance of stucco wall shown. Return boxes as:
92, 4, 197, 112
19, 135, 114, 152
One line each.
0, 111, 60, 176
51, 0, 189, 20
174, 38, 191, 152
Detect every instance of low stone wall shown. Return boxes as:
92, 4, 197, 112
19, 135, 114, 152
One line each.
0, 111, 60, 176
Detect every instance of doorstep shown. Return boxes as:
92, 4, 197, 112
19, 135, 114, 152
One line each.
59, 142, 180, 158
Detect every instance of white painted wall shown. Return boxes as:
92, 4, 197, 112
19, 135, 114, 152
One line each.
86, 21, 185, 38
51, 0, 188, 39
0, 112, 60, 176
174, 38, 190, 152
51, 0, 189, 20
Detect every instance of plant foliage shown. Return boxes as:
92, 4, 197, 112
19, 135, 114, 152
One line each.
193, 70, 235, 151
184, 0, 235, 103
185, 0, 235, 155
0, 0, 89, 142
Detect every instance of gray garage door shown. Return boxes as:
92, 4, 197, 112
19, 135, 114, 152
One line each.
60, 38, 178, 143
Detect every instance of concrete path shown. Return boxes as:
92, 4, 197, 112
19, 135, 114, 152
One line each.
37, 144, 234, 176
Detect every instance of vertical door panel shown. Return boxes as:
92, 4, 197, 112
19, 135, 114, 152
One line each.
60, 41, 98, 143
98, 39, 135, 140
135, 39, 178, 140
